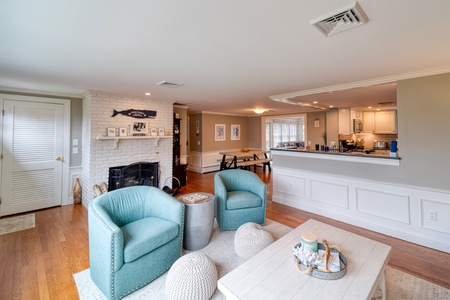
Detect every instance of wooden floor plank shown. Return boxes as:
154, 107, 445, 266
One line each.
0, 168, 448, 300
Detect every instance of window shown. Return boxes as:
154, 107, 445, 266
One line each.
264, 115, 306, 149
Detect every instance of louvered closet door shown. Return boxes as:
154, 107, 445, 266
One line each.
1, 100, 64, 216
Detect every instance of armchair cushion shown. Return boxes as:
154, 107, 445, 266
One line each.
121, 217, 180, 263
226, 191, 262, 210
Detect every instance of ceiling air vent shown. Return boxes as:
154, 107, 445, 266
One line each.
157, 81, 184, 88
310, 1, 369, 37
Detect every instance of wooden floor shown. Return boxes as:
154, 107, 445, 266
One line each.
0, 169, 449, 300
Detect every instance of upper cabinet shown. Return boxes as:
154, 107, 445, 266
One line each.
351, 109, 362, 120
339, 108, 363, 134
339, 108, 351, 134
363, 110, 397, 134
363, 111, 375, 133
374, 110, 397, 134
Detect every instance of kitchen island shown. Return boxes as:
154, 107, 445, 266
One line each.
270, 147, 450, 253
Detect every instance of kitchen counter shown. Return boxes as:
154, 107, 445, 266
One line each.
271, 147, 400, 166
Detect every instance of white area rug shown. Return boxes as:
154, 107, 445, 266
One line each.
0, 213, 35, 235
74, 220, 450, 300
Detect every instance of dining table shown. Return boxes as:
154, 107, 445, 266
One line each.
218, 149, 271, 171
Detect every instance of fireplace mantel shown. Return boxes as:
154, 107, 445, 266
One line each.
96, 135, 172, 149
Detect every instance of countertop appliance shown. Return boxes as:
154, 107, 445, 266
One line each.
373, 141, 388, 150
353, 119, 363, 133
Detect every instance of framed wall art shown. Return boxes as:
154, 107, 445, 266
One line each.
150, 128, 158, 136
107, 127, 116, 137
131, 121, 148, 136
158, 128, 165, 136
119, 127, 127, 137
215, 124, 226, 141
231, 124, 240, 140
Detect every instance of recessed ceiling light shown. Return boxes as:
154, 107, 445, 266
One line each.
368, 106, 372, 109
145, 92, 151, 96
377, 109, 380, 111
329, 105, 334, 108
313, 101, 318, 104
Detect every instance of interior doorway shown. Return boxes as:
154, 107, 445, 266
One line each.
0, 94, 70, 216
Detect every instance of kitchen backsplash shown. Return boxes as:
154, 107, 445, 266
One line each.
339, 133, 398, 149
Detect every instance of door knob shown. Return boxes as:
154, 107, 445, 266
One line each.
56, 156, 61, 161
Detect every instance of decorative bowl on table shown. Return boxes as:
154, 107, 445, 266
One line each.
293, 242, 347, 280
240, 148, 250, 152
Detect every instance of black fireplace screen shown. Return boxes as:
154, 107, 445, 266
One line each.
108, 162, 159, 191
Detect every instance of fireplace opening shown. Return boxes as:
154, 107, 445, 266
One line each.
108, 162, 159, 191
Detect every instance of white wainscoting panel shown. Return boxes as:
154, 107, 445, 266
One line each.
310, 180, 349, 209
421, 198, 450, 234
203, 152, 222, 167
188, 151, 202, 173
274, 173, 306, 198
356, 188, 411, 224
272, 166, 450, 253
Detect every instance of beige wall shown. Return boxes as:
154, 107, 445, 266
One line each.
306, 111, 327, 147
395, 72, 450, 189
248, 116, 262, 148
200, 113, 249, 151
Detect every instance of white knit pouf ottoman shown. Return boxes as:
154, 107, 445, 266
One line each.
165, 252, 217, 300
234, 222, 274, 259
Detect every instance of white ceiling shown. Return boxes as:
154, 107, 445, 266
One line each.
1, 0, 450, 116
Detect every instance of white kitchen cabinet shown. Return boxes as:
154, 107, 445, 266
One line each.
363, 111, 375, 133
351, 109, 362, 120
374, 110, 397, 134
339, 108, 351, 134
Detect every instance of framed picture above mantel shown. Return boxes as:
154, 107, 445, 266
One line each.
131, 121, 148, 136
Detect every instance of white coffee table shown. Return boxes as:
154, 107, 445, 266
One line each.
218, 219, 391, 300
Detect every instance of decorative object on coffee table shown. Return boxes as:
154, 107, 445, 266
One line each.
73, 178, 82, 204
165, 252, 217, 300
234, 222, 274, 259
293, 241, 347, 280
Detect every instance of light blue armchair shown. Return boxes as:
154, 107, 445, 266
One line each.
214, 169, 267, 230
88, 186, 184, 300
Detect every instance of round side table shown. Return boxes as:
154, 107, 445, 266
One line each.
178, 192, 215, 250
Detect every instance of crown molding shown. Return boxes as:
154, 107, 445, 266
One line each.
0, 86, 83, 99
270, 66, 450, 101
201, 110, 249, 117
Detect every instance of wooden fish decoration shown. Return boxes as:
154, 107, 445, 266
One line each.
111, 109, 157, 119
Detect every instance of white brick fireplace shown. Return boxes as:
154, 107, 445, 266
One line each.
81, 91, 174, 205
